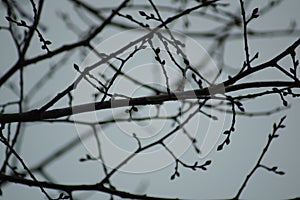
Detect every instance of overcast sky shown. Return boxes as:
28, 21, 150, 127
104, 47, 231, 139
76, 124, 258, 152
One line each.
1, 0, 300, 199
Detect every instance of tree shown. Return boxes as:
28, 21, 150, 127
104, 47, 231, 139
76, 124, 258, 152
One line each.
0, 0, 299, 199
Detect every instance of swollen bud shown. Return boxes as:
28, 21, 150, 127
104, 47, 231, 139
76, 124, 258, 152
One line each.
73, 64, 79, 71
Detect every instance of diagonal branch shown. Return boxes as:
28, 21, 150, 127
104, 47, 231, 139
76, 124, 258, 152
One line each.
0, 173, 180, 200
0, 80, 299, 123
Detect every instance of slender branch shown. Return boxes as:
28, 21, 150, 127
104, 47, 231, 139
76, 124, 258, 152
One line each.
0, 0, 130, 87
239, 0, 251, 70
233, 116, 287, 199
32, 0, 218, 113
0, 135, 52, 199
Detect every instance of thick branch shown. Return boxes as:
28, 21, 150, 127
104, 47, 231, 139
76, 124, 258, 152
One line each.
0, 174, 180, 200
0, 81, 299, 123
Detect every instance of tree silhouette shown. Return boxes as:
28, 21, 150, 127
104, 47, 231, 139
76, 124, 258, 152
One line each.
0, 0, 299, 199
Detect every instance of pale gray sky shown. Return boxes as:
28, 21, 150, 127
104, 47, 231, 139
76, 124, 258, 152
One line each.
0, 1, 300, 199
